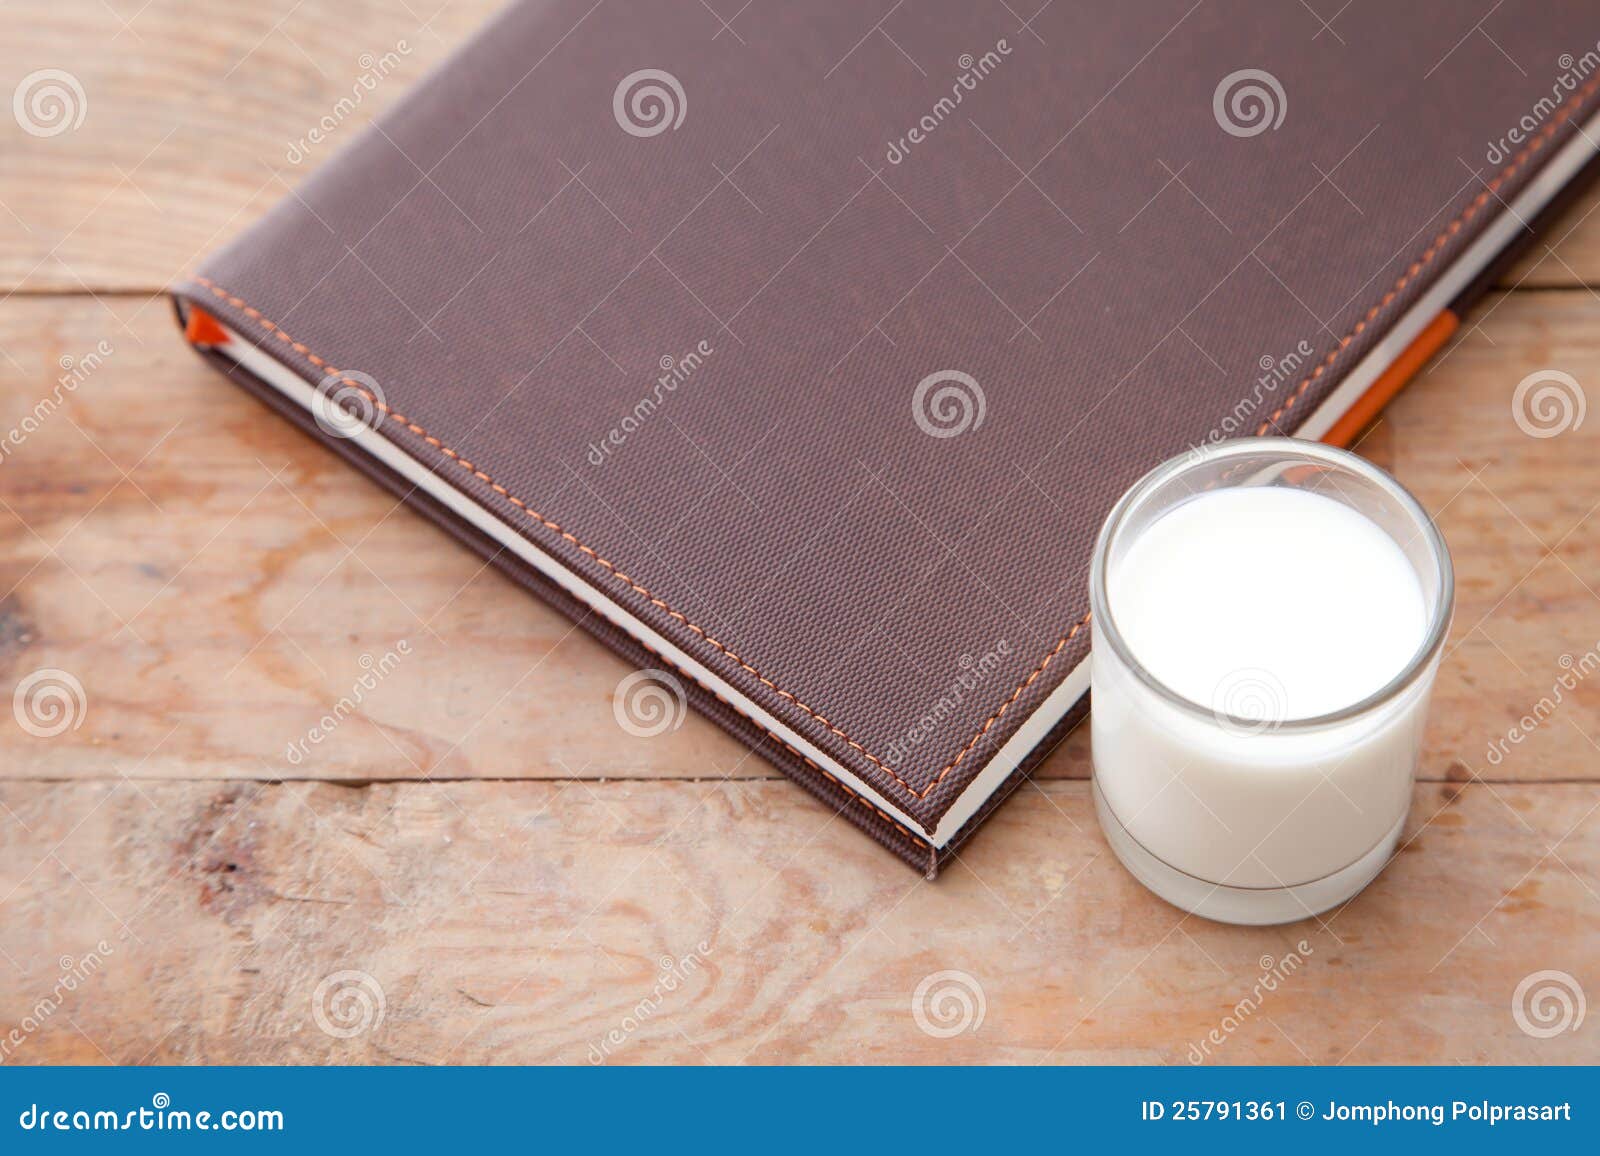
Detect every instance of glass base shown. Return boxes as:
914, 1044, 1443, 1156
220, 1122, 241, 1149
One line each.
1092, 780, 1406, 926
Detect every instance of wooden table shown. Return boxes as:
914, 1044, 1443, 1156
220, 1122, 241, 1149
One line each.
2, 1, 1597, 1065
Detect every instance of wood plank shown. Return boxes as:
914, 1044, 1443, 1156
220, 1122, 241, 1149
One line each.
0, 778, 1595, 1064
3, 290, 1600, 784
0, 0, 502, 293
2, 0, 1600, 292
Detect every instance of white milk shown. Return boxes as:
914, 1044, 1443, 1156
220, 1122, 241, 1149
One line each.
1112, 488, 1427, 721
1092, 479, 1445, 924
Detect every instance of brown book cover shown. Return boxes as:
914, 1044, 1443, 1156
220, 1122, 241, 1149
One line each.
174, 0, 1600, 874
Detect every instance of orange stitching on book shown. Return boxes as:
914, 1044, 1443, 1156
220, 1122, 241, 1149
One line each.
1252, 68, 1600, 437
192, 275, 926, 806
611, 634, 931, 852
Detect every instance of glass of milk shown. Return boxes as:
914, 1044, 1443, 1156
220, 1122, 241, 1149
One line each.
1089, 438, 1453, 925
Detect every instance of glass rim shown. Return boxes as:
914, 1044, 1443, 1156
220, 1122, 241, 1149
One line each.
1088, 437, 1455, 733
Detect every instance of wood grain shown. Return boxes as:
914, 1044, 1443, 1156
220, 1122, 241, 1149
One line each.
3, 291, 1598, 784
0, 0, 502, 293
1, 0, 1599, 292
1, 778, 1595, 1064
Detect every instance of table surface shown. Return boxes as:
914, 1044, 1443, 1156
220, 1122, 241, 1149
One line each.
2, 1, 1597, 1065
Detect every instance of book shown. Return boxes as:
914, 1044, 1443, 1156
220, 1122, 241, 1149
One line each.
175, 0, 1600, 874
